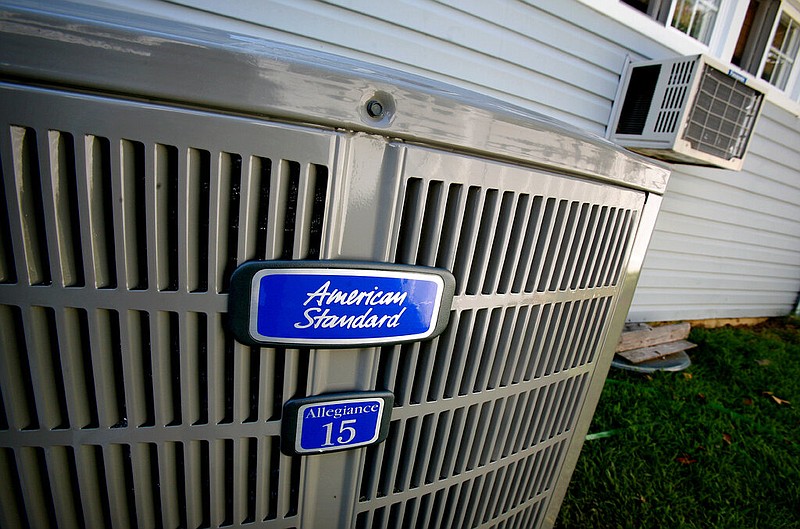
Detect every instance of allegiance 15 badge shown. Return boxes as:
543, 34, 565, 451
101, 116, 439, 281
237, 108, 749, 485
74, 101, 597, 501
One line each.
281, 392, 394, 455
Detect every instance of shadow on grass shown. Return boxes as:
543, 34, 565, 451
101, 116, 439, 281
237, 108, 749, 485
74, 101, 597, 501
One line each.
556, 317, 800, 529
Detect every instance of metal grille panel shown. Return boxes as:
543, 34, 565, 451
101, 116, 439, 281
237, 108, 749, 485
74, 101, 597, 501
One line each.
393, 179, 638, 295
352, 147, 645, 528
0, 83, 338, 529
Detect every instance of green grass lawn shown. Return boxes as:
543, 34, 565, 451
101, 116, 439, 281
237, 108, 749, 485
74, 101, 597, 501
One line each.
556, 318, 800, 529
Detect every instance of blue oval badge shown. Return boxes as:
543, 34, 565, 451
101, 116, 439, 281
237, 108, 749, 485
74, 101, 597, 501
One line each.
228, 261, 455, 347
281, 391, 394, 455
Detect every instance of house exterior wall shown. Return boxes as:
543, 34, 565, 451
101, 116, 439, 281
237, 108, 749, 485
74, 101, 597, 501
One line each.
94, 0, 800, 321
632, 102, 800, 320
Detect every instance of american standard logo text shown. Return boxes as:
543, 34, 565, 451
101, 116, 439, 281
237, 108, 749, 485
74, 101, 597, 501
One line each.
294, 280, 408, 330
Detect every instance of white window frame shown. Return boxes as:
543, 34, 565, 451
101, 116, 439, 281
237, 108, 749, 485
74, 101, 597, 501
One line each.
756, 3, 800, 96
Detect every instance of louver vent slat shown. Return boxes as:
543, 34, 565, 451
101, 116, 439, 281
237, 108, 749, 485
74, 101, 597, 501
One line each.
0, 152, 17, 284
7, 127, 52, 286
49, 131, 85, 288
120, 139, 148, 290
85, 135, 118, 289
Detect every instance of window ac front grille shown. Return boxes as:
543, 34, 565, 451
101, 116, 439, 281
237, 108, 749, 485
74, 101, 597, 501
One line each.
683, 65, 763, 161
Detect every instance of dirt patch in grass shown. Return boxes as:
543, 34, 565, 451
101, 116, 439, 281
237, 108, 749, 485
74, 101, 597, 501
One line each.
556, 317, 800, 529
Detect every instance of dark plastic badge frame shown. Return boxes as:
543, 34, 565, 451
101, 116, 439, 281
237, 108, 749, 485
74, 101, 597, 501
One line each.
228, 260, 456, 348
281, 391, 394, 456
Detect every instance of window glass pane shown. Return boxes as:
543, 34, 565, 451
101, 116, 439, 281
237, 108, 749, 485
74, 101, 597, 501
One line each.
773, 13, 789, 48
621, 0, 671, 21
621, 0, 651, 14
780, 15, 800, 56
762, 12, 800, 89
732, 1, 761, 67
670, 0, 720, 44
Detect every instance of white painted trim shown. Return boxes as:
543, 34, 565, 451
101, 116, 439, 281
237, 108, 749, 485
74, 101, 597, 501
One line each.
606, 54, 634, 139
765, 3, 800, 98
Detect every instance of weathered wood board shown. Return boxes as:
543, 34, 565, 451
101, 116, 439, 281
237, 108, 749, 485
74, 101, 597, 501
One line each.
616, 322, 691, 352
616, 339, 697, 364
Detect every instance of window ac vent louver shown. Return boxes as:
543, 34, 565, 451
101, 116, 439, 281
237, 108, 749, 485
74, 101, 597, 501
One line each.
610, 54, 765, 171
654, 59, 695, 134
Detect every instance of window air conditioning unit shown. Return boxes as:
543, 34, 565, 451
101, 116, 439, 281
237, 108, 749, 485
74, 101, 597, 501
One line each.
609, 54, 765, 171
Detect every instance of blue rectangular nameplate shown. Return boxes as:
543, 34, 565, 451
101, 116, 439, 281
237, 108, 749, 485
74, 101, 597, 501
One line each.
228, 261, 455, 347
727, 69, 748, 84
282, 392, 394, 455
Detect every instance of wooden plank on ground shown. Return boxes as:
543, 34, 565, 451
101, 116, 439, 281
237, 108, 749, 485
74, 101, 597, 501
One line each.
616, 339, 697, 364
616, 322, 691, 352
687, 317, 768, 329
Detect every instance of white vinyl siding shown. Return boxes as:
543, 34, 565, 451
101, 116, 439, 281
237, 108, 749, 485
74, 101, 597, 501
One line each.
630, 101, 800, 320
108, 0, 800, 321
161, 0, 673, 132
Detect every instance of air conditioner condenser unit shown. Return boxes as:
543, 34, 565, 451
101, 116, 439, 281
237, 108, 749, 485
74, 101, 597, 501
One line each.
0, 2, 671, 528
609, 54, 765, 171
